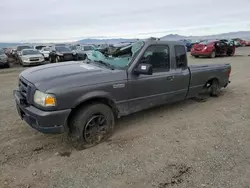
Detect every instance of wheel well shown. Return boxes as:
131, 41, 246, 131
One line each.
205, 78, 219, 88
67, 97, 118, 127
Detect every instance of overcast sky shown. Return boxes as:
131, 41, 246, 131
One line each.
1, 0, 250, 42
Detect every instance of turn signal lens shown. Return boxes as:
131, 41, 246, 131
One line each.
45, 96, 56, 106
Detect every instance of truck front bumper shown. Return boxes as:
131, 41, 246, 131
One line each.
13, 90, 71, 134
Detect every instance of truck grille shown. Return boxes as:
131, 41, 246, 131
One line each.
19, 77, 31, 103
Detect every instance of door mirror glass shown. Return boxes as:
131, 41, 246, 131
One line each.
134, 63, 153, 75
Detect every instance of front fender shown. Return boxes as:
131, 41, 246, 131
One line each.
74, 91, 115, 107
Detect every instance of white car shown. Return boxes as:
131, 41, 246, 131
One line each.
19, 49, 45, 66
40, 47, 51, 60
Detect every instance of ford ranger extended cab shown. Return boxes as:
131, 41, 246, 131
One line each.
14, 39, 231, 149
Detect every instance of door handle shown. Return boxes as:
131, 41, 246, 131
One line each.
166, 76, 174, 81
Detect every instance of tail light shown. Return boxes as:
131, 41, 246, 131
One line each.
228, 67, 231, 77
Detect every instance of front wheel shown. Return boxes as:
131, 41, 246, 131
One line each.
49, 56, 54, 63
210, 51, 216, 58
68, 103, 115, 150
55, 56, 60, 63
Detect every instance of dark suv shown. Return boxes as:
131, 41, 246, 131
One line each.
49, 46, 77, 63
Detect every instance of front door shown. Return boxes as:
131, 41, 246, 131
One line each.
219, 41, 227, 55
127, 44, 188, 113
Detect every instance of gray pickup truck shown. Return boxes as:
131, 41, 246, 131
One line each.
14, 39, 231, 149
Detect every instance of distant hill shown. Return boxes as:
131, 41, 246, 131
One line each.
77, 38, 138, 44
1, 31, 250, 48
161, 31, 250, 41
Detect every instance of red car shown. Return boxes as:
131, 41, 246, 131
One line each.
245, 39, 250, 46
191, 39, 235, 58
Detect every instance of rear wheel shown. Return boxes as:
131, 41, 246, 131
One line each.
68, 103, 115, 150
210, 79, 220, 97
194, 55, 199, 58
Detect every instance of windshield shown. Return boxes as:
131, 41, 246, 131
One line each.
88, 41, 144, 69
55, 46, 71, 52
35, 46, 46, 50
43, 47, 50, 51
84, 46, 95, 51
22, 50, 41, 55
70, 46, 77, 50
17, 46, 32, 51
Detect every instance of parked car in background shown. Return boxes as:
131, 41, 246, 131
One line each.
0, 49, 9, 68
231, 38, 247, 47
71, 45, 96, 60
54, 43, 68, 47
191, 39, 235, 58
243, 38, 250, 46
34, 45, 46, 51
180, 39, 193, 52
49, 46, 77, 63
40, 47, 51, 60
15, 45, 33, 62
19, 49, 45, 66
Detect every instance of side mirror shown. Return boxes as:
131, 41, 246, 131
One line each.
134, 63, 153, 75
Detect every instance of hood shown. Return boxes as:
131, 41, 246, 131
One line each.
58, 51, 72, 54
22, 54, 43, 58
20, 61, 126, 92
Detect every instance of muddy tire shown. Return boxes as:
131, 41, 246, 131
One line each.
210, 79, 220, 97
68, 103, 115, 150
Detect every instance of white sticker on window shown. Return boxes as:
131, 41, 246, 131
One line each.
141, 65, 146, 70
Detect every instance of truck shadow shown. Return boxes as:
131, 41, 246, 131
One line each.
114, 89, 229, 135
114, 98, 198, 133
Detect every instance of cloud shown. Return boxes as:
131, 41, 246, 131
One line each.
0, 0, 250, 42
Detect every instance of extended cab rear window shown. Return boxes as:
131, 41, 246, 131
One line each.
174, 45, 187, 68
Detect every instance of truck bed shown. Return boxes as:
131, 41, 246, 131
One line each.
187, 63, 231, 98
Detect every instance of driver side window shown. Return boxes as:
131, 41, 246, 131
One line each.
140, 45, 170, 73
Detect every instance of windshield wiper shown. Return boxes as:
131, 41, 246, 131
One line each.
94, 60, 115, 70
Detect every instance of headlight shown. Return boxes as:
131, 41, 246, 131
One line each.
34, 90, 56, 107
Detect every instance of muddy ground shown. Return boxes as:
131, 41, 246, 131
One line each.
1, 48, 250, 188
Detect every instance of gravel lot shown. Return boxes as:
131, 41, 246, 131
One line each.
1, 48, 250, 188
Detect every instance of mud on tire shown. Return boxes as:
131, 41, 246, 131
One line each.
68, 103, 115, 150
